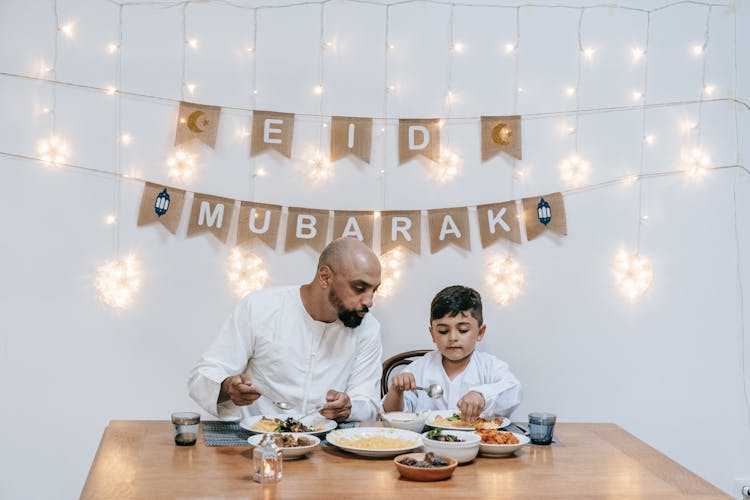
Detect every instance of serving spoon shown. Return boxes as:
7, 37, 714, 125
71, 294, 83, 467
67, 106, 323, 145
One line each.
416, 384, 444, 399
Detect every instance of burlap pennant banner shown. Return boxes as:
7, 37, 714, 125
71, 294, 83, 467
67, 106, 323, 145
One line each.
428, 207, 470, 254
330, 116, 373, 164
399, 119, 440, 164
137, 182, 186, 235
522, 192, 567, 241
236, 201, 282, 249
187, 193, 236, 243
175, 101, 222, 149
285, 207, 330, 252
333, 210, 374, 248
380, 210, 421, 255
251, 110, 294, 158
481, 115, 522, 161
477, 200, 521, 246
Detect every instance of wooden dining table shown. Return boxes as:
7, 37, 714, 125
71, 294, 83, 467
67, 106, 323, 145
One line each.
82, 420, 728, 499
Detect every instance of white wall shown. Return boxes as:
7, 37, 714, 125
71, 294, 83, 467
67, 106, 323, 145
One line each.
0, 0, 748, 498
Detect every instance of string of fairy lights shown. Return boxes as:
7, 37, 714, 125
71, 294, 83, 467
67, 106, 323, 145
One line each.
2, 0, 747, 310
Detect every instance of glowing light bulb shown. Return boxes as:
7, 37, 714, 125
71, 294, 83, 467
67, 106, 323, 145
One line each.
107, 43, 119, 53
681, 120, 698, 134
388, 43, 395, 50
582, 47, 596, 60
60, 23, 74, 38
313, 84, 324, 95
644, 134, 655, 144
247, 46, 255, 53
387, 84, 396, 93
255, 167, 267, 177
226, 247, 269, 298
704, 84, 715, 95
614, 250, 652, 301
560, 154, 590, 186
307, 151, 333, 182
376, 248, 406, 299
485, 254, 524, 306
684, 147, 710, 178
632, 91, 644, 101
166, 149, 196, 182
120, 134, 132, 145
105, 85, 117, 96
517, 87, 524, 94
186, 83, 197, 95
95, 254, 141, 309
434, 148, 461, 183
187, 38, 198, 49
38, 135, 68, 166
565, 86, 576, 97
631, 47, 645, 61
445, 90, 456, 104
692, 44, 705, 55
105, 215, 117, 225
504, 43, 516, 54
451, 42, 464, 53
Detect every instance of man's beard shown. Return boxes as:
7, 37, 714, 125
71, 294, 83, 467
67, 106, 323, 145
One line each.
328, 289, 368, 328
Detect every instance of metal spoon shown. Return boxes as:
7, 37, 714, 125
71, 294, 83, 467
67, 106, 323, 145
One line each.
416, 384, 444, 399
272, 401, 293, 411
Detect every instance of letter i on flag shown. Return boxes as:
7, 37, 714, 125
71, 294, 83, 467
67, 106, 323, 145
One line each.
330, 117, 373, 164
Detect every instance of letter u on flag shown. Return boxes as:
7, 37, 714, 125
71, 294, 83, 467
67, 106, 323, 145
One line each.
251, 110, 294, 158
175, 101, 222, 149
137, 182, 186, 235
187, 193, 236, 243
236, 201, 282, 249
481, 115, 522, 161
285, 207, 330, 252
522, 192, 567, 241
398, 119, 440, 164
427, 207, 470, 254
330, 116, 373, 164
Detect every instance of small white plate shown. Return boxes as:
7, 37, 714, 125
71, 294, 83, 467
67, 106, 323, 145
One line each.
424, 410, 510, 431
326, 427, 423, 457
475, 431, 530, 457
239, 414, 337, 436
247, 432, 320, 459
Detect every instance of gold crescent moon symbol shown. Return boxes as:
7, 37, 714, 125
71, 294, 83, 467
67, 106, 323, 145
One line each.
491, 123, 512, 145
186, 110, 206, 133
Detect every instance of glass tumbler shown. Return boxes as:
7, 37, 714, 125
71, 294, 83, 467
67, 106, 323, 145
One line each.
528, 412, 556, 445
171, 412, 200, 446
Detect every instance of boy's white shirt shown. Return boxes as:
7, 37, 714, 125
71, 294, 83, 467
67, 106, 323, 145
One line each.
393, 350, 522, 417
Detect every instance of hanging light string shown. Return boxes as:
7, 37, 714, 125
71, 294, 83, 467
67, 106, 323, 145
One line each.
507, 5, 521, 255
380, 4, 390, 211
249, 7, 259, 201
636, 12, 651, 253
574, 8, 585, 154
181, 3, 188, 100
113, 3, 124, 256
318, 2, 326, 153
51, 0, 60, 135
697, 5, 712, 146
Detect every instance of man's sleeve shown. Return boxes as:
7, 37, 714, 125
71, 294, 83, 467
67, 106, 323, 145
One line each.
187, 300, 254, 419
345, 324, 383, 421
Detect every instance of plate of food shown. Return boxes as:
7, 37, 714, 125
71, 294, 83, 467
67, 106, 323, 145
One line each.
240, 414, 336, 436
424, 410, 510, 431
247, 432, 321, 459
474, 429, 530, 457
326, 427, 423, 457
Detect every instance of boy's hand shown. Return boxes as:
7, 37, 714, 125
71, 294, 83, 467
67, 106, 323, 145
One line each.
389, 372, 417, 393
457, 391, 485, 422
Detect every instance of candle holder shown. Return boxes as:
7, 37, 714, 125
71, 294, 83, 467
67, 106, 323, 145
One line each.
253, 434, 282, 483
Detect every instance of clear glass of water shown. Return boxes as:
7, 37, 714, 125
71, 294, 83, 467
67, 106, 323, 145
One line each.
528, 412, 556, 445
171, 412, 200, 446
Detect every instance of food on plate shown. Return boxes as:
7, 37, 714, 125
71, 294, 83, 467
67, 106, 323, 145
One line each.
270, 434, 316, 448
334, 434, 420, 449
425, 429, 464, 442
475, 429, 520, 445
250, 417, 324, 433
433, 412, 502, 429
398, 452, 449, 468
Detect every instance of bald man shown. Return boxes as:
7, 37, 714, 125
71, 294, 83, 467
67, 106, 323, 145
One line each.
188, 238, 383, 422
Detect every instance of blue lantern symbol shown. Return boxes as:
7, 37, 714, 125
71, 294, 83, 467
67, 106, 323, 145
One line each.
537, 197, 551, 226
154, 188, 170, 217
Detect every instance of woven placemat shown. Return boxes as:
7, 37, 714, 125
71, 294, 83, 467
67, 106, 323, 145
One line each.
202, 421, 252, 447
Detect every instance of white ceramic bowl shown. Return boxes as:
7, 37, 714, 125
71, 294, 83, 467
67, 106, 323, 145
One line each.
381, 412, 427, 433
421, 429, 481, 464
475, 431, 530, 457
247, 432, 320, 459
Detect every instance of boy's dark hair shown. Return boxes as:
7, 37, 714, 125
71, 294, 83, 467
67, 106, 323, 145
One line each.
430, 285, 483, 326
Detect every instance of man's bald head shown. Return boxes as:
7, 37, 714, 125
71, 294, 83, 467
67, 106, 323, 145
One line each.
318, 237, 381, 275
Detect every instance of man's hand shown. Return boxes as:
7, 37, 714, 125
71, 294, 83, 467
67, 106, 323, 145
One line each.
319, 389, 352, 422
457, 391, 485, 422
219, 374, 261, 406
389, 372, 417, 394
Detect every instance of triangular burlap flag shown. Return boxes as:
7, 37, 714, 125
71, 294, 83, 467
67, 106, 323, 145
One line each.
137, 182, 186, 235
175, 101, 222, 149
481, 115, 522, 161
522, 192, 567, 241
428, 207, 471, 253
285, 207, 330, 252
187, 193, 236, 243
399, 119, 440, 164
477, 200, 521, 246
333, 210, 374, 248
250, 110, 294, 158
380, 210, 421, 255
330, 116, 373, 164
236, 201, 282, 249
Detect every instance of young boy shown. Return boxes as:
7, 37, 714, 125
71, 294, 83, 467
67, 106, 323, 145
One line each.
382, 285, 522, 421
